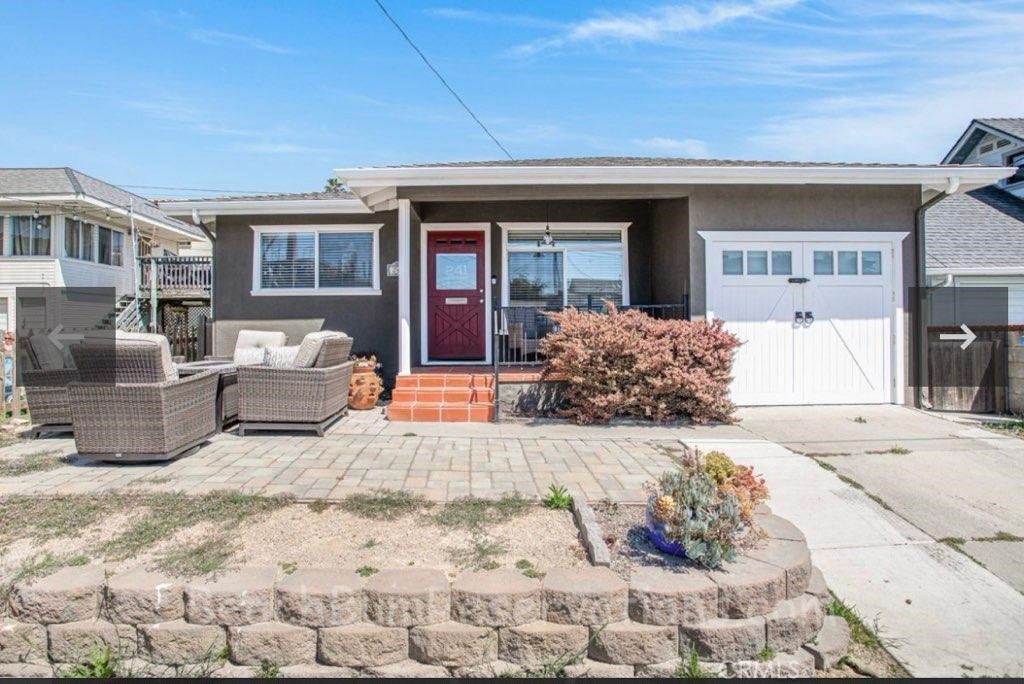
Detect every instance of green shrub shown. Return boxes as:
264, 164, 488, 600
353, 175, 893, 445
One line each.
541, 483, 573, 510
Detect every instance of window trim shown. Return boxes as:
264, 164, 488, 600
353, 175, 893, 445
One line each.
497, 222, 631, 307
3, 214, 53, 257
250, 224, 383, 296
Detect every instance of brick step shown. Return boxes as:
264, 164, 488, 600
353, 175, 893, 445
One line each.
391, 387, 494, 404
394, 373, 494, 390
386, 401, 494, 423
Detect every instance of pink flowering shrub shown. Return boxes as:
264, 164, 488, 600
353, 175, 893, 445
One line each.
539, 304, 740, 425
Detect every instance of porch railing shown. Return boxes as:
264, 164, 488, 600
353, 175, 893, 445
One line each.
138, 256, 212, 297
489, 299, 690, 421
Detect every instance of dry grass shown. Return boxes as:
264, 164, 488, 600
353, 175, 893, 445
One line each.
0, 450, 72, 477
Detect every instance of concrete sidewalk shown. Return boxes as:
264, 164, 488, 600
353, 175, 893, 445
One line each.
683, 435, 1024, 678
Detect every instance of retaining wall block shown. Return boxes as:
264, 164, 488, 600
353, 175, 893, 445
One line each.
138, 620, 227, 666
730, 647, 815, 678
628, 566, 718, 626
543, 567, 627, 625
275, 568, 364, 628
563, 658, 635, 678
11, 565, 104, 624
588, 620, 678, 665
744, 537, 813, 598
451, 569, 541, 627
765, 594, 824, 654
679, 615, 766, 662
0, 663, 53, 677
47, 619, 135, 663
409, 621, 497, 667
708, 556, 787, 618
316, 622, 407, 668
363, 658, 450, 678
227, 621, 316, 666
105, 568, 184, 625
0, 620, 47, 664
498, 620, 589, 668
185, 568, 275, 626
278, 663, 361, 678
803, 614, 851, 669
363, 568, 449, 628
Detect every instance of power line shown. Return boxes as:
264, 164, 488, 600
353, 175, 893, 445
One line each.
116, 184, 287, 195
372, 0, 514, 161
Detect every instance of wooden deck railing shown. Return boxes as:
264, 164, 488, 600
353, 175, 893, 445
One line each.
138, 256, 211, 296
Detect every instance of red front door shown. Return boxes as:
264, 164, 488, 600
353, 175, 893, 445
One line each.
427, 231, 486, 360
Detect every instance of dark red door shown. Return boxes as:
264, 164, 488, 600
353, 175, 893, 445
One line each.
427, 231, 486, 360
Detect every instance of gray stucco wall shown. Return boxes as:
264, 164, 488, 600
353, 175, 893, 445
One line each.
649, 198, 690, 305
212, 211, 401, 380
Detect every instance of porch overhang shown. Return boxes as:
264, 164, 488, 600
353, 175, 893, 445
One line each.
335, 163, 1016, 211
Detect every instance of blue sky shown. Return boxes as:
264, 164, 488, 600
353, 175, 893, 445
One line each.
2, 0, 1023, 196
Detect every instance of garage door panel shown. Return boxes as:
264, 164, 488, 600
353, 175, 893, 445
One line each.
721, 283, 798, 405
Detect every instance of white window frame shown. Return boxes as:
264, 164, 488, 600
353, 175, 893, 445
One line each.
250, 224, 383, 296
497, 222, 631, 307
2, 214, 55, 257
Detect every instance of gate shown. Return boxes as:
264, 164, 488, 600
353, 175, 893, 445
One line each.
160, 304, 211, 361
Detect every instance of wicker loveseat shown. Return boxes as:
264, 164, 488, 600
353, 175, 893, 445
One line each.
236, 331, 354, 436
67, 332, 219, 463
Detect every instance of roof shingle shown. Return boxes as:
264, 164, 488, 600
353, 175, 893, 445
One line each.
926, 186, 1024, 270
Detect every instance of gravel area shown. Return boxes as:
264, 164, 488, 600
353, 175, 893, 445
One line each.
592, 501, 699, 579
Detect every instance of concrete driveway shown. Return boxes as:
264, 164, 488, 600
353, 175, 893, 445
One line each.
714, 404, 1024, 677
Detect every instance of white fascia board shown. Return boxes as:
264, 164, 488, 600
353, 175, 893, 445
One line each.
158, 198, 372, 216
335, 164, 1016, 189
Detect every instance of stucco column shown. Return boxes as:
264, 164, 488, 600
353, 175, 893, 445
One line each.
397, 198, 412, 375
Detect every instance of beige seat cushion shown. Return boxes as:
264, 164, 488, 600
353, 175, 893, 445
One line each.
292, 331, 344, 368
233, 329, 286, 365
115, 331, 178, 382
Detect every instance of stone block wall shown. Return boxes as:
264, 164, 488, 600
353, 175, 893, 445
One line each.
1, 519, 848, 678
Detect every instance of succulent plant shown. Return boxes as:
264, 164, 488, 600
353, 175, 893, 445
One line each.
652, 495, 676, 522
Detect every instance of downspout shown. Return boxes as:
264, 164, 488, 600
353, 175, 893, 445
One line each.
913, 175, 959, 408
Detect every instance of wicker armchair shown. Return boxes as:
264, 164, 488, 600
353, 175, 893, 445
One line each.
22, 368, 78, 438
236, 332, 354, 436
67, 332, 219, 462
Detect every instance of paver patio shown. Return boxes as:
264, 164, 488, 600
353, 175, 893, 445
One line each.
0, 410, 749, 501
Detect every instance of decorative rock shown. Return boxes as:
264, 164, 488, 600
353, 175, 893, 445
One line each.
573, 498, 612, 567
756, 514, 806, 542
317, 622, 407, 667
363, 568, 449, 627
0, 620, 46, 664
452, 659, 517, 677
636, 657, 727, 678
804, 615, 851, 669
363, 659, 450, 678
628, 567, 717, 625
498, 621, 589, 668
105, 568, 183, 624
588, 620, 677, 665
138, 620, 227, 665
275, 568, 363, 628
679, 616, 766, 662
745, 538, 813, 598
279, 664, 360, 678
563, 658, 635, 678
451, 569, 541, 627
227, 621, 315, 666
805, 567, 829, 611
47, 620, 134, 662
185, 568, 275, 626
543, 567, 627, 625
10, 566, 104, 624
765, 595, 824, 653
115, 657, 188, 677
0, 663, 54, 677
708, 557, 786, 618
208, 663, 255, 678
409, 621, 497, 667
731, 648, 815, 677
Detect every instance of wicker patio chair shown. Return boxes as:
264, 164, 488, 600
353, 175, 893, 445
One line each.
205, 329, 287, 365
67, 332, 219, 463
21, 333, 76, 438
236, 331, 354, 436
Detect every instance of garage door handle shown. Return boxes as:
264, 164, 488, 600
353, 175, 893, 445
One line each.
804, 311, 815, 324
794, 311, 804, 323
788, 277, 809, 284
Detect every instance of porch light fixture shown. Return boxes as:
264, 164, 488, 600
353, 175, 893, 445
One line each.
33, 204, 40, 218
538, 226, 554, 247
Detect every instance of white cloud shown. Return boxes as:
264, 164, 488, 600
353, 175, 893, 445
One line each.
514, 0, 800, 55
189, 29, 291, 54
634, 136, 710, 157
428, 7, 561, 29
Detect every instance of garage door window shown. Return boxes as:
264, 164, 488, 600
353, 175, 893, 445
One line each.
747, 251, 768, 275
813, 251, 834, 275
838, 251, 858, 275
862, 251, 882, 275
771, 251, 792, 275
723, 250, 743, 274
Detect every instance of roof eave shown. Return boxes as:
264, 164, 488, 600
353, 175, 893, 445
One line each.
942, 119, 1024, 164
158, 198, 371, 216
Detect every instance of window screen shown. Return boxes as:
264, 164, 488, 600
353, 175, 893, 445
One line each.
319, 232, 373, 288
260, 232, 315, 289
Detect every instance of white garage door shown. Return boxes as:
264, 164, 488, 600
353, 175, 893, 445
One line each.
703, 232, 903, 406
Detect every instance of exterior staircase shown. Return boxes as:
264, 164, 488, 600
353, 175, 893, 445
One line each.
386, 373, 495, 422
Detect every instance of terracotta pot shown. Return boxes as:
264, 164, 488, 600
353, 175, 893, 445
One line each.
348, 364, 382, 410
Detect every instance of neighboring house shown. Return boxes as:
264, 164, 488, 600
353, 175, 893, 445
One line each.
159, 157, 1012, 413
0, 167, 209, 338
929, 119, 1024, 323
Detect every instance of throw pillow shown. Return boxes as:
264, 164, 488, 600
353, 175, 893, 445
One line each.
263, 345, 301, 368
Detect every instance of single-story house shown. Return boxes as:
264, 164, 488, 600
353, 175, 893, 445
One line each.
157, 157, 1014, 415
930, 119, 1024, 322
